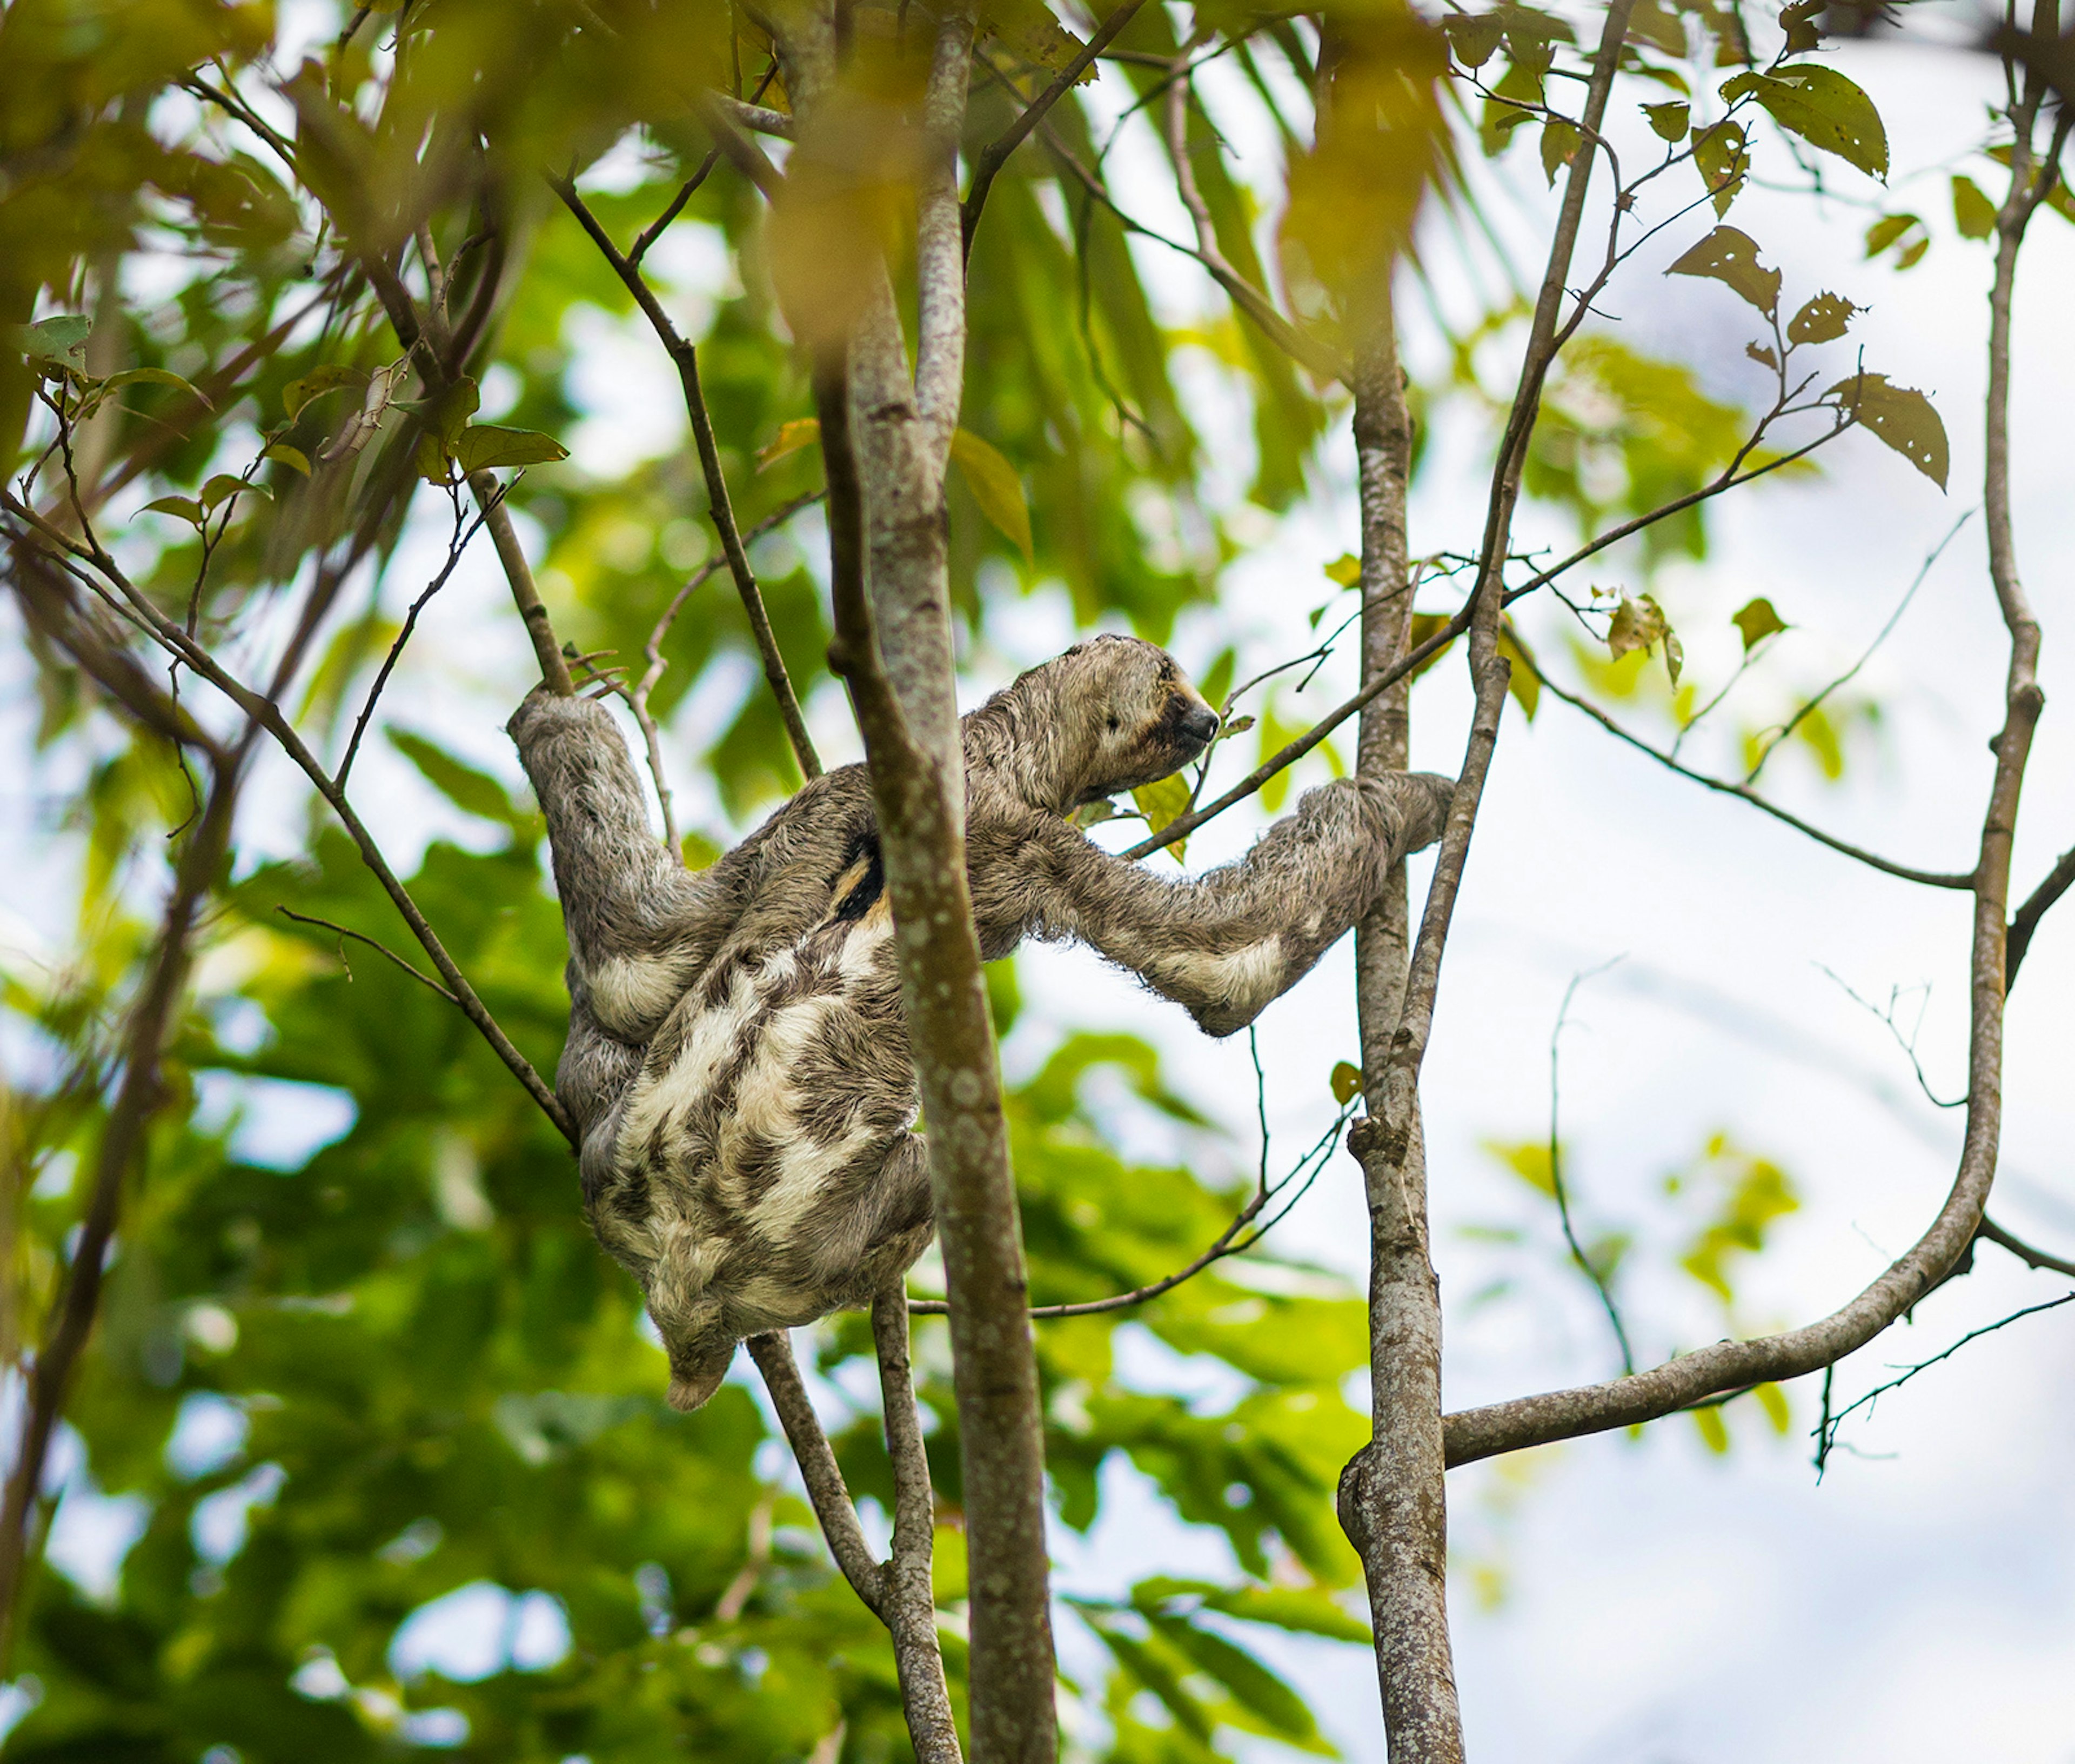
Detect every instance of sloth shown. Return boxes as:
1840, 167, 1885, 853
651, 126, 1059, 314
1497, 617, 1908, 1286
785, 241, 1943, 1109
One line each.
510, 634, 1454, 1409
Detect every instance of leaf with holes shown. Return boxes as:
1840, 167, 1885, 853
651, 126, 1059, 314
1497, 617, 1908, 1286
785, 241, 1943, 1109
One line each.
1731, 597, 1786, 651
1778, 0, 1824, 52
453, 426, 569, 474
1723, 65, 1887, 178
1330, 1061, 1363, 1106
10, 315, 91, 368
1693, 122, 1749, 216
1826, 373, 1948, 489
951, 428, 1033, 563
1787, 291, 1858, 344
1667, 226, 1780, 313
1541, 118, 1581, 185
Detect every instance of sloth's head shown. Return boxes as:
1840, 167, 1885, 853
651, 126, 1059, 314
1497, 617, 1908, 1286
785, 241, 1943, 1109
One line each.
980, 633, 1221, 814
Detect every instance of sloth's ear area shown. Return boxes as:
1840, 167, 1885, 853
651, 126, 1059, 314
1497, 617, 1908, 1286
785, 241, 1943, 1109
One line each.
666, 1340, 737, 1411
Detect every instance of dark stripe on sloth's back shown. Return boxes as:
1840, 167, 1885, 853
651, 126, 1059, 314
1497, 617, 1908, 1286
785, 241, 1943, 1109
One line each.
831, 828, 884, 922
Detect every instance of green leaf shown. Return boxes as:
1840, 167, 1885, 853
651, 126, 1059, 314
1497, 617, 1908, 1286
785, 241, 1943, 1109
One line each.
262, 442, 312, 476
757, 416, 822, 469
1643, 101, 1690, 142
141, 496, 204, 525
282, 363, 367, 419
1786, 291, 1859, 344
1950, 173, 1997, 240
1756, 1381, 1791, 1433
1322, 552, 1361, 587
104, 366, 209, 404
389, 730, 537, 832
413, 375, 480, 452
1497, 623, 1541, 719
1541, 117, 1581, 185
1986, 144, 2075, 224
1607, 593, 1679, 689
1863, 211, 1929, 269
1666, 226, 1780, 314
1442, 10, 1505, 68
1723, 65, 1888, 179
1778, 0, 1824, 53
1731, 596, 1786, 651
951, 427, 1033, 562
1130, 772, 1192, 864
453, 425, 571, 473
200, 473, 260, 510
1200, 1584, 1371, 1645
413, 430, 451, 483
1330, 1061, 1362, 1106
10, 315, 92, 368
1825, 372, 1949, 489
1692, 121, 1749, 216
1692, 1404, 1731, 1453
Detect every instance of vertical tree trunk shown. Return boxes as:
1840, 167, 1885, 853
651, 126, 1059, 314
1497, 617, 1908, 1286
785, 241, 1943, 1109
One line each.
1338, 309, 1468, 1762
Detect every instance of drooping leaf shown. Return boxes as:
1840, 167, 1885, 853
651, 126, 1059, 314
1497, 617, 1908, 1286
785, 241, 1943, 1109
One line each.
1825, 373, 1949, 489
1722, 65, 1888, 179
950, 427, 1033, 562
1731, 597, 1786, 651
757, 416, 822, 469
1950, 173, 1998, 240
1130, 772, 1193, 865
1692, 1404, 1731, 1452
104, 366, 208, 404
453, 425, 571, 473
1786, 291, 1859, 344
1666, 226, 1781, 314
1541, 117, 1582, 185
389, 730, 538, 832
1692, 121, 1749, 215
141, 496, 204, 525
1607, 593, 1681, 689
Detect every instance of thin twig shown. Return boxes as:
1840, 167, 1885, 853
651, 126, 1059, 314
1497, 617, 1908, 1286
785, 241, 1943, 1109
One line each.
744, 1332, 886, 1619
2007, 842, 2075, 983
1816, 965, 1964, 1110
338, 494, 492, 789
961, 0, 1150, 253
1813, 1290, 2075, 1461
1978, 1216, 2075, 1279
631, 151, 720, 265
1522, 656, 1974, 891
274, 907, 460, 1004
1548, 964, 1635, 1373
1748, 510, 1972, 783
551, 176, 822, 779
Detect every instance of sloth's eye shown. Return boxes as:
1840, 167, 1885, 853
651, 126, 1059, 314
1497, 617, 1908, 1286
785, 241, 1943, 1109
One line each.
1106, 716, 1120, 733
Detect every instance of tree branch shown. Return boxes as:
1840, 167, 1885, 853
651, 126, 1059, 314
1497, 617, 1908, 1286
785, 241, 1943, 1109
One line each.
1978, 1215, 2075, 1278
871, 1287, 962, 1764
744, 1332, 887, 1619
2007, 843, 2075, 983
551, 176, 822, 779
962, 0, 1150, 255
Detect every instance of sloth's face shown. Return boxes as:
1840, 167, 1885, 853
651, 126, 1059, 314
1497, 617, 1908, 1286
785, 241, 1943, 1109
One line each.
1053, 634, 1221, 805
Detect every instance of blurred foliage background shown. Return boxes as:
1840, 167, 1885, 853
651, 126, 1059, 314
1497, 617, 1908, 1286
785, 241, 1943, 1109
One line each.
0, 0, 2044, 1754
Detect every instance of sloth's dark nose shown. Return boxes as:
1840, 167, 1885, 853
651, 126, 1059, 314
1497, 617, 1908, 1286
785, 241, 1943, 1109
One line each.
1178, 703, 1220, 746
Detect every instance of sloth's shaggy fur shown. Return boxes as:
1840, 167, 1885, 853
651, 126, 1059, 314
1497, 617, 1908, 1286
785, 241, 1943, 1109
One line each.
510, 634, 1452, 1408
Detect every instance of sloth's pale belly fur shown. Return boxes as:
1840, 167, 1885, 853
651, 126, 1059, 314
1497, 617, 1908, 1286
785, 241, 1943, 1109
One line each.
590, 893, 926, 1350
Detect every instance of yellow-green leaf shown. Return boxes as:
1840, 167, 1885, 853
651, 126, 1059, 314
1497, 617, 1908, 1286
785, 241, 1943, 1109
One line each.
1826, 372, 1949, 489
1330, 1061, 1363, 1106
1691, 1405, 1731, 1453
1787, 291, 1858, 344
1541, 118, 1581, 186
1666, 225, 1780, 314
105, 366, 208, 405
1323, 552, 1362, 587
453, 425, 569, 473
1643, 100, 1691, 142
1755, 1381, 1791, 1433
1130, 772, 1192, 865
11, 315, 91, 368
1950, 173, 1997, 240
1731, 597, 1786, 651
1693, 121, 1748, 216
757, 416, 821, 469
142, 496, 204, 525
1723, 65, 1888, 179
262, 442, 311, 476
951, 427, 1033, 562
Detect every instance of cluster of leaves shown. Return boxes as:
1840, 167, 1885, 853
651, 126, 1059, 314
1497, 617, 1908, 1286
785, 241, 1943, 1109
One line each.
0, 733, 1381, 1760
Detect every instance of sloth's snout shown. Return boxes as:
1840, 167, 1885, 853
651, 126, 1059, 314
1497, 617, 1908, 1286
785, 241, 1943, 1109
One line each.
1177, 703, 1220, 746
